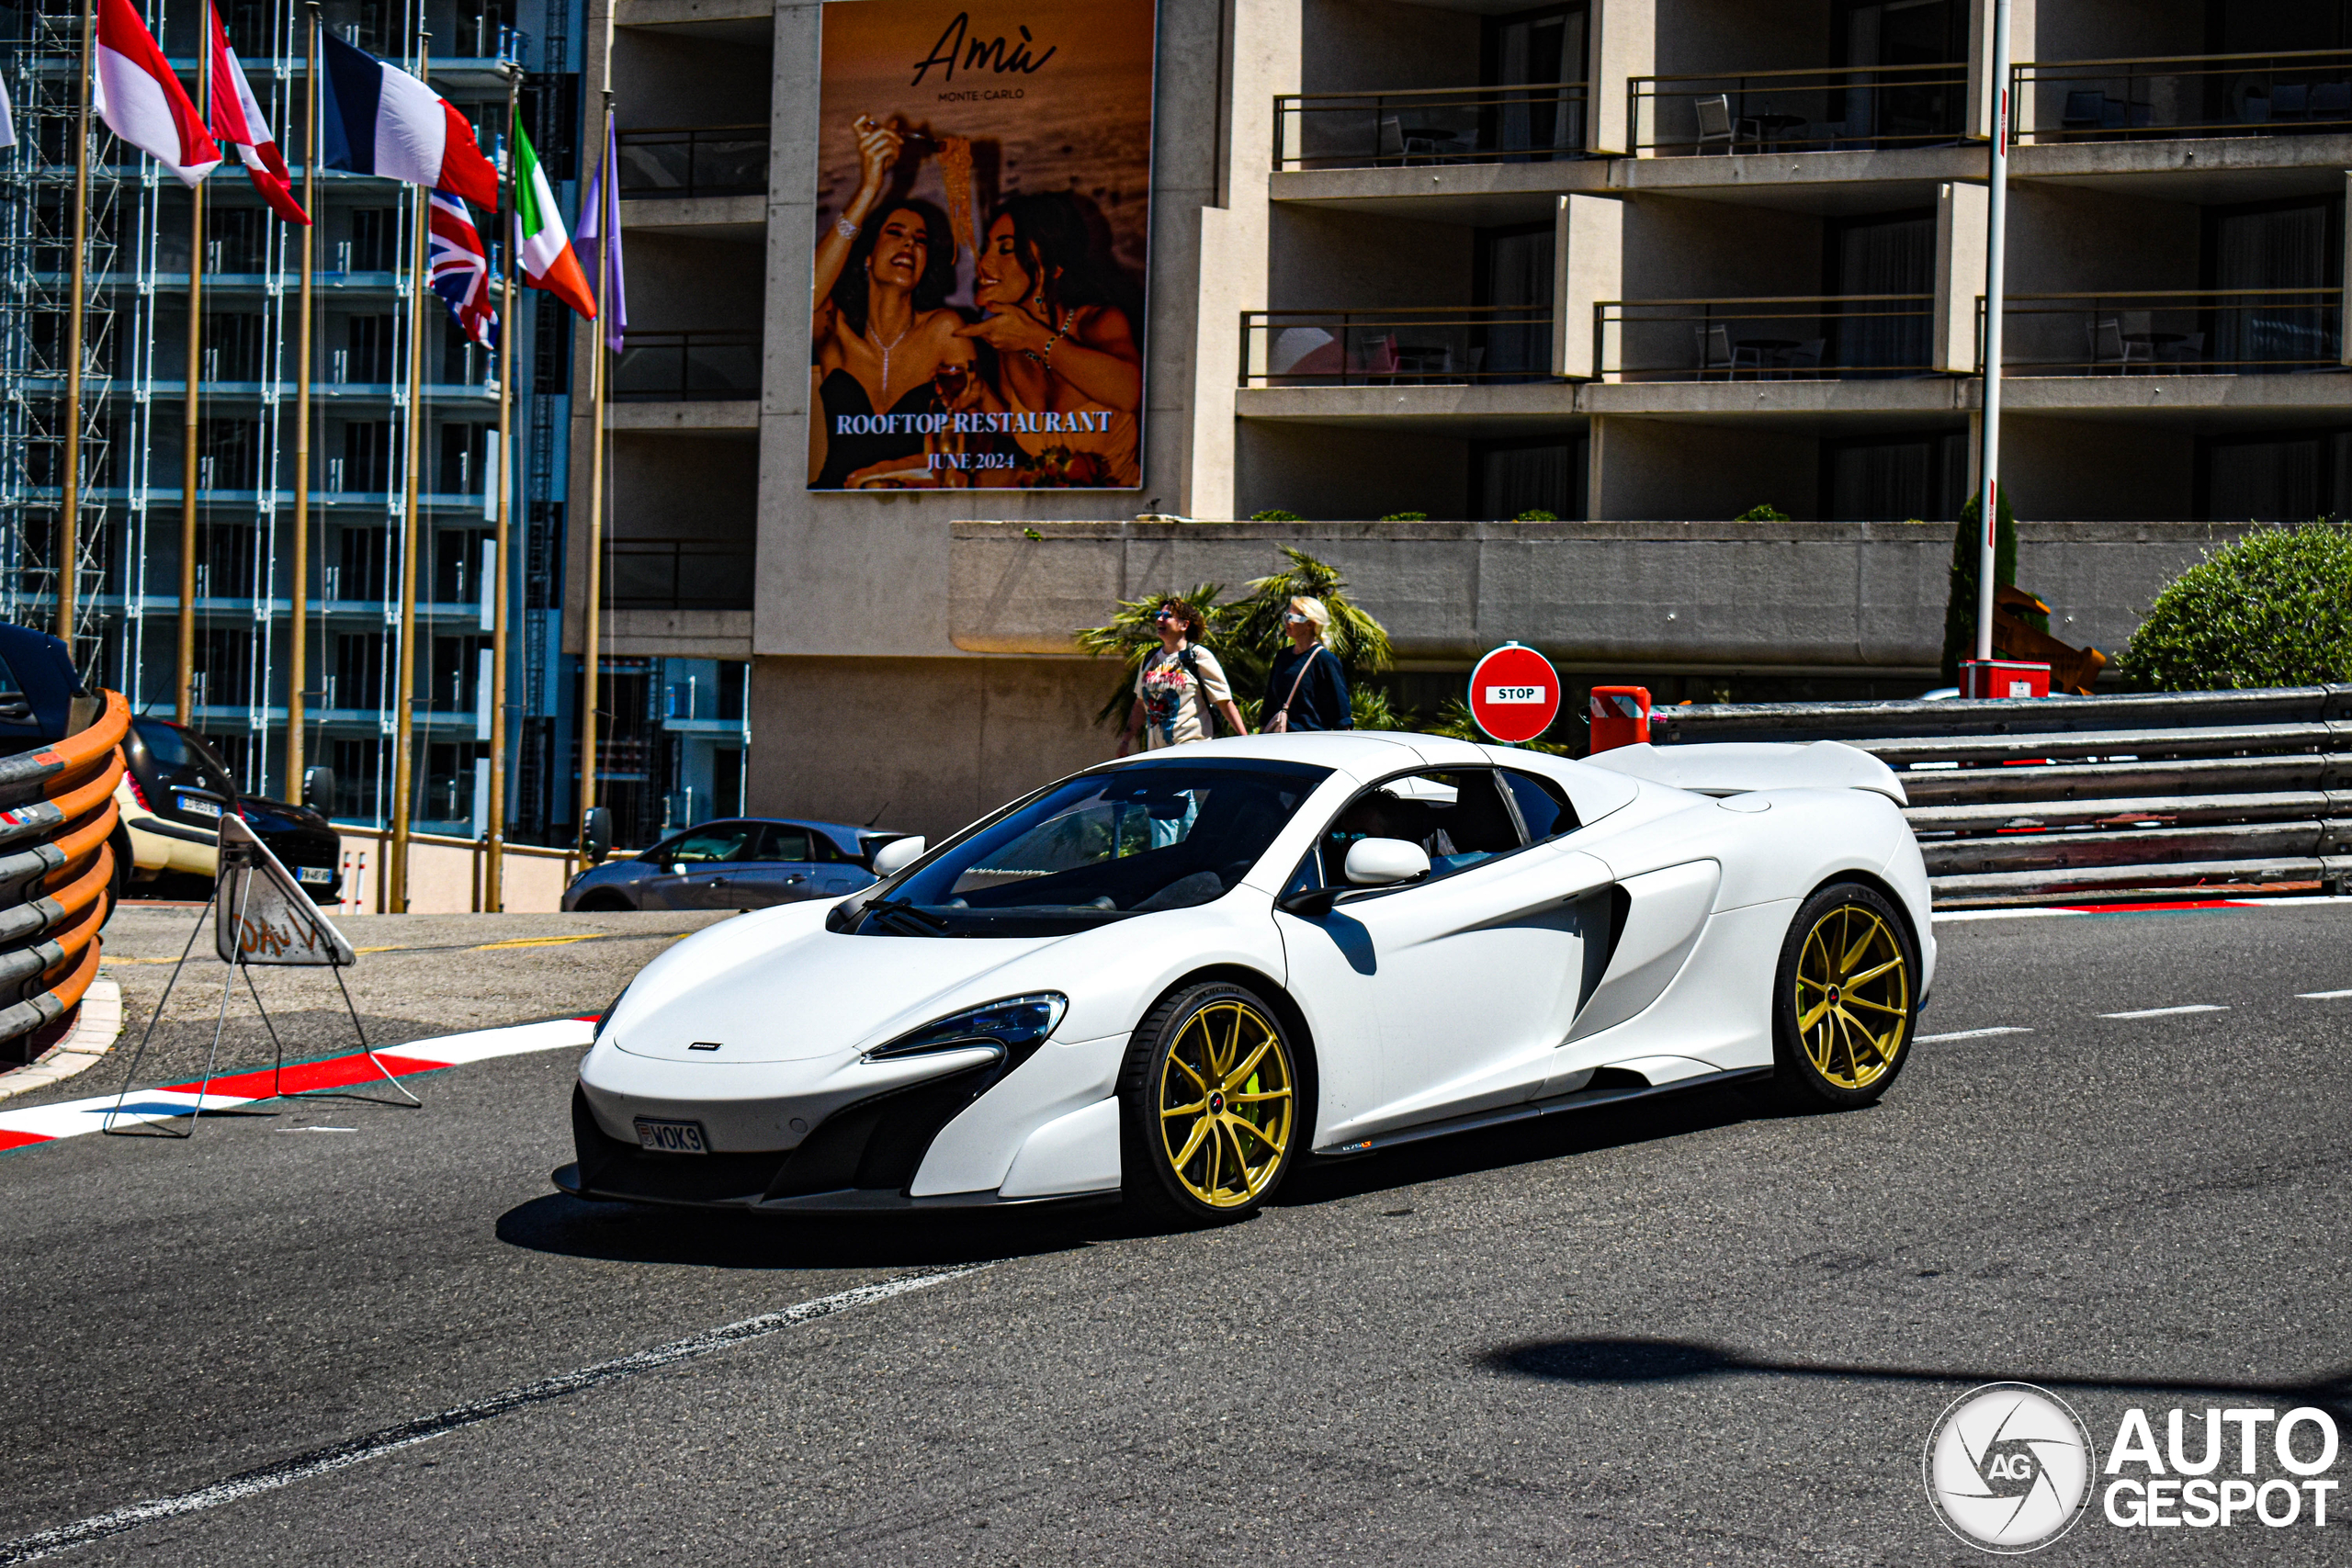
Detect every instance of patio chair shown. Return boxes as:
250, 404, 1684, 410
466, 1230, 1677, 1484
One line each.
1782, 338, 1827, 375
2086, 317, 2152, 373
1694, 95, 1759, 153
2061, 90, 2106, 132
2311, 82, 2351, 121
1697, 324, 1764, 379
2272, 84, 2310, 121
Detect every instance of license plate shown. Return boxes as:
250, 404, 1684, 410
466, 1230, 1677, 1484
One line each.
297, 866, 334, 885
178, 795, 221, 818
634, 1118, 707, 1156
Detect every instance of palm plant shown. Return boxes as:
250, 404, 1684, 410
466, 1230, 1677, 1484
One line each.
1075, 581, 1235, 727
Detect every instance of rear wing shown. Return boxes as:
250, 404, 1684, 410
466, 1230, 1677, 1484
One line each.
1581, 740, 1907, 807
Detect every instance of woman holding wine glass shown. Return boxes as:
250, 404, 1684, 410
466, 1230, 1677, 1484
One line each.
808, 115, 980, 489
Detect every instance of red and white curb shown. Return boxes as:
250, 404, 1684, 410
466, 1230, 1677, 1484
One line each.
0, 980, 124, 1105
0, 1015, 595, 1155
1936, 894, 2351, 922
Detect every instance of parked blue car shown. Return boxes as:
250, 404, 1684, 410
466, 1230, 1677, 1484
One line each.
561, 818, 911, 911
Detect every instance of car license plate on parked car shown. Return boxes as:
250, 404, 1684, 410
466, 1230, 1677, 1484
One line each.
634, 1118, 707, 1155
297, 866, 333, 885
178, 795, 221, 818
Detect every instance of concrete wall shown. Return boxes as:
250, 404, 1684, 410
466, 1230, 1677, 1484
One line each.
1267, 206, 1476, 311
1622, 194, 1825, 302
749, 654, 1109, 841
1656, 0, 1832, 79
1299, 0, 1478, 96
612, 24, 775, 128
613, 434, 760, 543
1235, 421, 1468, 519
1590, 415, 1822, 521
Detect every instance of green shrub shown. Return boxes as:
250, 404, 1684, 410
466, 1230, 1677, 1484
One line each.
1250, 508, 1304, 522
1734, 502, 1791, 522
2120, 525, 2352, 690
1379, 511, 1429, 522
1514, 509, 1560, 522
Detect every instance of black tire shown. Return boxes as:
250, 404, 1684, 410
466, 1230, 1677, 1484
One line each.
1118, 981, 1307, 1226
1771, 881, 1919, 1110
572, 890, 635, 913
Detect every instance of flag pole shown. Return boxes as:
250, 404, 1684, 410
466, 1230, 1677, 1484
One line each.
287, 1, 320, 799
576, 88, 610, 857
486, 60, 519, 910
177, 1, 213, 725
58, 0, 96, 655
388, 30, 431, 912
1973, 0, 2012, 672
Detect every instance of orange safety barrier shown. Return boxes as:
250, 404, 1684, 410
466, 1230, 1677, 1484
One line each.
0, 689, 129, 1058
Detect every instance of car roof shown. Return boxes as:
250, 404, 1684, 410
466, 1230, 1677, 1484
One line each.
676, 817, 890, 847
1100, 731, 1487, 774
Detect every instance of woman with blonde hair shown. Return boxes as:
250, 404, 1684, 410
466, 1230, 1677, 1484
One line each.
1262, 596, 1351, 733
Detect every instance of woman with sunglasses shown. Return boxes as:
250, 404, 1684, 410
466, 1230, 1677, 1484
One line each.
1116, 597, 1249, 756
1261, 596, 1352, 733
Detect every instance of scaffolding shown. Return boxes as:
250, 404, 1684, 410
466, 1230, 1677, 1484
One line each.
0, 0, 580, 842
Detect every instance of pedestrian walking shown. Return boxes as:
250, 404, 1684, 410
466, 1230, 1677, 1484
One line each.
1116, 596, 1248, 755
1261, 596, 1351, 732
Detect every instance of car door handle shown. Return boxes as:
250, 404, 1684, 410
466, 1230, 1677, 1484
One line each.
784, 874, 808, 885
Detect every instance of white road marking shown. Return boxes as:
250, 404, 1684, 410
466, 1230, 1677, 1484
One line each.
1916, 1027, 2034, 1043
2296, 989, 2352, 999
2098, 1005, 2229, 1020
0, 1267, 988, 1566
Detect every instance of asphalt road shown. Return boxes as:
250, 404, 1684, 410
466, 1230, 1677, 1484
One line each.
2, 901, 2347, 1564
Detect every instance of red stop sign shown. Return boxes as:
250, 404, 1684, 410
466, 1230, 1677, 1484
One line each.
1467, 643, 1561, 744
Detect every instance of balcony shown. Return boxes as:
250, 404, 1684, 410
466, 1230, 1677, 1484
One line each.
611, 332, 761, 401
1987, 290, 2346, 377
1593, 297, 1938, 382
1272, 85, 1586, 171
2015, 51, 2352, 143
1630, 63, 1966, 156
1241, 309, 1556, 387
610, 539, 754, 612
616, 126, 770, 198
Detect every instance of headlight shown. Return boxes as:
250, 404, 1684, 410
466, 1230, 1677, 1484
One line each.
865, 993, 1067, 1063
593, 985, 631, 1043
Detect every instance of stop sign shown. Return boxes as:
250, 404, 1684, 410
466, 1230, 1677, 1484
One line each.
1467, 643, 1561, 744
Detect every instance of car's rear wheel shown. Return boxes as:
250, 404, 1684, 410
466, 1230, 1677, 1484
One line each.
1118, 982, 1301, 1225
1772, 882, 1917, 1109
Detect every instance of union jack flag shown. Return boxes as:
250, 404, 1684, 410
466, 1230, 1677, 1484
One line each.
428, 191, 498, 351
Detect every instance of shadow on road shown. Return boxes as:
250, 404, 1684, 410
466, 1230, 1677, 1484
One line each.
1481, 1336, 2352, 1423
494, 1190, 1140, 1269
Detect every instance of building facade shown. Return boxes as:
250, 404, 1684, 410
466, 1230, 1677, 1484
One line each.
582, 0, 2352, 840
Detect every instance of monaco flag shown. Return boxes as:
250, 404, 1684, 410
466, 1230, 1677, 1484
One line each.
207, 1, 307, 224
94, 0, 220, 186
318, 31, 498, 209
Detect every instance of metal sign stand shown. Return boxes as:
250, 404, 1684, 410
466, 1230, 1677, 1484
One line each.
103, 818, 417, 1137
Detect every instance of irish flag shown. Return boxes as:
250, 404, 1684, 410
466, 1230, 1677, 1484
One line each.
514, 117, 595, 320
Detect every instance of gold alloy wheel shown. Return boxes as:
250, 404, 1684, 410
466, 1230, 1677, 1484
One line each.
1793, 904, 1911, 1089
1157, 999, 1295, 1209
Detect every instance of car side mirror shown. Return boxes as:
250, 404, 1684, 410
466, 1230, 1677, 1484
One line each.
869, 836, 925, 878
302, 765, 337, 815
1344, 837, 1430, 886
582, 806, 612, 866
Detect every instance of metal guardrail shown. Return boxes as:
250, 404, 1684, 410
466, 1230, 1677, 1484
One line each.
2013, 49, 2352, 142
616, 125, 769, 198
1241, 308, 1557, 387
0, 690, 128, 1060
1629, 62, 1968, 156
611, 332, 762, 401
1272, 83, 1588, 170
1595, 295, 1936, 381
1981, 288, 2346, 376
1650, 685, 2352, 907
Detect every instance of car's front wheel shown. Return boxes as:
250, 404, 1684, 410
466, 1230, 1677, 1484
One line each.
1771, 881, 1918, 1109
1118, 981, 1303, 1225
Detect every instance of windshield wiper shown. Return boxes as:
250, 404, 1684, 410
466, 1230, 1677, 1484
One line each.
862, 896, 949, 937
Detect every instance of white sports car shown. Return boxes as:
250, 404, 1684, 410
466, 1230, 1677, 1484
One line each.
557, 732, 1933, 1224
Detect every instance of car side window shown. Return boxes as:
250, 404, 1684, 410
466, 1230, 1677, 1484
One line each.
1500, 769, 1579, 843
1316, 770, 1522, 886
757, 825, 813, 862
666, 822, 756, 865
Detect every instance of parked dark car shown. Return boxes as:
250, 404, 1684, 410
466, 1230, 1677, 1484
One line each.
561, 818, 910, 911
119, 717, 342, 903
0, 620, 85, 748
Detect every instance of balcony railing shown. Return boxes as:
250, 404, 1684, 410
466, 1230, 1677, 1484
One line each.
1630, 62, 1967, 155
1272, 84, 1587, 170
2014, 51, 2352, 141
611, 332, 762, 400
1593, 297, 1938, 381
1981, 289, 2346, 376
609, 540, 755, 612
616, 126, 770, 197
1240, 308, 1557, 387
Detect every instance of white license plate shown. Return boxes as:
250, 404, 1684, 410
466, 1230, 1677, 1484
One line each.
297, 866, 334, 885
178, 795, 221, 818
634, 1118, 707, 1156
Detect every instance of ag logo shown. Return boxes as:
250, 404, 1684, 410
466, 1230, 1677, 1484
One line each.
1924, 1382, 2097, 1552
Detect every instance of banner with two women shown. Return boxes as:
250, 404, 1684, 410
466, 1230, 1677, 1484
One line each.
809, 0, 1154, 491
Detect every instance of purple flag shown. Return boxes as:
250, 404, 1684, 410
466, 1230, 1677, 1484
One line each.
575, 118, 627, 354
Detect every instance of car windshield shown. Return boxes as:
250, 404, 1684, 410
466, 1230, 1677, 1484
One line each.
136, 718, 237, 795
857, 759, 1329, 937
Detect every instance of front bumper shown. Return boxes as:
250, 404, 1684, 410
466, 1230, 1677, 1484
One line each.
555, 1072, 1112, 1214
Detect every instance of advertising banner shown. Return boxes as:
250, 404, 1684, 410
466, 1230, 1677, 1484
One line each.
810, 0, 1156, 491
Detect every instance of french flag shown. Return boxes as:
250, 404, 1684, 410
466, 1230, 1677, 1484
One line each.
318, 31, 498, 209
92, 0, 220, 186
